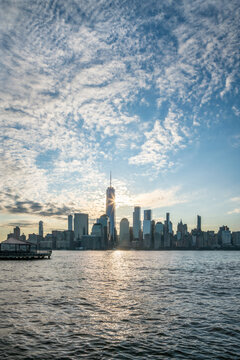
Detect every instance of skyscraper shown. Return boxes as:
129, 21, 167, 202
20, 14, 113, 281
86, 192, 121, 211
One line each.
197, 215, 201, 232
119, 218, 130, 248
144, 210, 152, 221
166, 212, 170, 232
13, 226, 20, 240
133, 206, 141, 239
106, 172, 116, 244
143, 210, 152, 249
68, 214, 73, 231
154, 222, 164, 249
74, 213, 88, 240
164, 213, 171, 248
39, 221, 43, 237
97, 214, 110, 249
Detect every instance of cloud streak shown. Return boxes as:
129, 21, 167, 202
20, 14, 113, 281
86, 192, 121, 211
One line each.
133, 186, 187, 209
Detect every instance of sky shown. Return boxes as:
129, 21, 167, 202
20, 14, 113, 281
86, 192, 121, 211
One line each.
0, 0, 239, 241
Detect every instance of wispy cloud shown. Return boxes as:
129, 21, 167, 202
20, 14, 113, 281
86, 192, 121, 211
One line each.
129, 109, 190, 170
3, 221, 37, 228
133, 186, 187, 209
228, 208, 240, 215
230, 197, 240, 202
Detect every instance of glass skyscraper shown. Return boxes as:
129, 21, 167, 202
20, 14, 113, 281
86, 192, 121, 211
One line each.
74, 213, 88, 240
133, 206, 141, 239
106, 174, 116, 244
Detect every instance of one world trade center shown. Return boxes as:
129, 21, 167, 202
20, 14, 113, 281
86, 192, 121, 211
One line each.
106, 172, 116, 246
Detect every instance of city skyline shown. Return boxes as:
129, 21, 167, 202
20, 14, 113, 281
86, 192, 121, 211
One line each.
3, 206, 238, 239
0, 0, 240, 241
1, 178, 240, 241
5, 208, 239, 251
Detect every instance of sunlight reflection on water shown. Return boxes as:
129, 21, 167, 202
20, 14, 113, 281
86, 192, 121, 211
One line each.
0, 251, 240, 359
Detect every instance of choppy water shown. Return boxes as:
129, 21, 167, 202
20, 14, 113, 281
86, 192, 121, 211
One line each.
0, 251, 240, 359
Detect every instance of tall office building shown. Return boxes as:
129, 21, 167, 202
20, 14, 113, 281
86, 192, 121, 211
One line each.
74, 213, 88, 240
163, 212, 171, 248
166, 212, 170, 232
133, 206, 141, 239
154, 222, 164, 249
13, 226, 20, 240
39, 221, 43, 237
119, 218, 130, 248
144, 210, 152, 221
68, 215, 73, 231
197, 215, 201, 232
97, 214, 110, 249
143, 210, 152, 249
106, 173, 116, 243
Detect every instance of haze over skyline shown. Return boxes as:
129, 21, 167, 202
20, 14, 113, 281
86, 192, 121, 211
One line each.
0, 0, 239, 241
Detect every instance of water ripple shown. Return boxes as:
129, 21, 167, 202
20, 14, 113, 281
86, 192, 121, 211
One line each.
0, 251, 240, 359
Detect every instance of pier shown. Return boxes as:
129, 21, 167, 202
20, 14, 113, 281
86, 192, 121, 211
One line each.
0, 250, 52, 260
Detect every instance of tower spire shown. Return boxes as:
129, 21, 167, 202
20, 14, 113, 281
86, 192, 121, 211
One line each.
110, 171, 112, 187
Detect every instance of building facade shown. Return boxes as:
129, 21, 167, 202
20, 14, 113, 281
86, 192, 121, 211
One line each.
39, 221, 43, 237
133, 206, 141, 240
74, 213, 88, 240
106, 185, 116, 244
119, 218, 130, 249
68, 215, 73, 231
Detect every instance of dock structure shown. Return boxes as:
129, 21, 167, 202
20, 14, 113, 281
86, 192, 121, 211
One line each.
0, 237, 52, 260
0, 250, 52, 260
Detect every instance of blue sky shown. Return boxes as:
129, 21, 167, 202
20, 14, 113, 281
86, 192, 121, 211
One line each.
0, 0, 239, 240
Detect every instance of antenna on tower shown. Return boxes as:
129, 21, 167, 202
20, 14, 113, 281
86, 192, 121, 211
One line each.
110, 171, 112, 187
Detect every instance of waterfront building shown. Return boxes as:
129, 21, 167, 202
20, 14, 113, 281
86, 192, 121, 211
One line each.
74, 213, 88, 240
119, 218, 130, 249
39, 221, 43, 237
192, 233, 197, 247
232, 232, 240, 247
221, 229, 231, 246
91, 223, 103, 247
106, 173, 116, 245
68, 215, 73, 231
218, 226, 230, 246
54, 231, 64, 249
52, 230, 64, 250
51, 230, 74, 250
81, 235, 101, 250
206, 231, 217, 248
39, 233, 53, 250
63, 230, 74, 250
133, 206, 141, 240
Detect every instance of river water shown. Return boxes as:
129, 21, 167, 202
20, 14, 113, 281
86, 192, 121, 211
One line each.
0, 251, 240, 359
